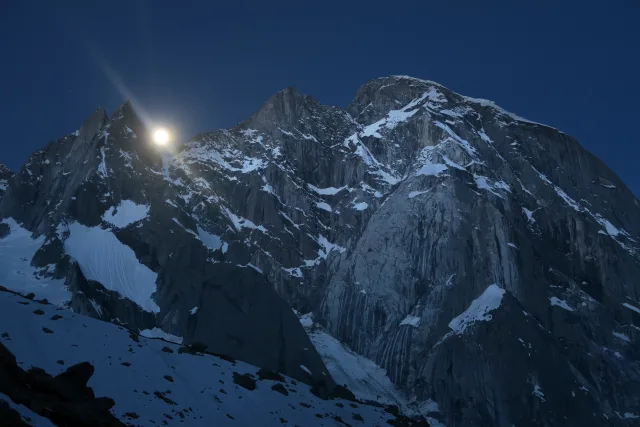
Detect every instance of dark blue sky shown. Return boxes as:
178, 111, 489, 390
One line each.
2, 1, 639, 195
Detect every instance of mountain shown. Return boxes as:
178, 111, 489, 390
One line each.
1, 75, 639, 426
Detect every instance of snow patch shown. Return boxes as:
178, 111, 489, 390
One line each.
442, 155, 466, 170
399, 315, 421, 328
97, 147, 108, 178
344, 134, 401, 185
408, 190, 430, 199
308, 184, 349, 195
139, 328, 183, 344
197, 226, 223, 251
352, 201, 369, 211
102, 200, 149, 228
64, 222, 160, 313
88, 299, 103, 317
316, 201, 333, 212
224, 208, 268, 233
532, 385, 546, 402
612, 331, 630, 342
0, 218, 70, 304
622, 302, 640, 314
549, 297, 574, 312
283, 266, 303, 278
522, 207, 536, 223
474, 175, 509, 198
448, 284, 505, 335
299, 364, 312, 375
361, 92, 429, 138
299, 313, 407, 406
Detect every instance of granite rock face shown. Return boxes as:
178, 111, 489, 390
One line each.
1, 75, 639, 426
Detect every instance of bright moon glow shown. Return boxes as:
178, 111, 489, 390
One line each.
152, 128, 170, 145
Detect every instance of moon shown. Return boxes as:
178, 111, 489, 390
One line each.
152, 128, 170, 145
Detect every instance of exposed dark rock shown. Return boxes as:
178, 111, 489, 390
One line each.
257, 368, 286, 382
153, 391, 177, 405
271, 383, 289, 396
0, 342, 125, 426
232, 372, 256, 390
0, 399, 30, 427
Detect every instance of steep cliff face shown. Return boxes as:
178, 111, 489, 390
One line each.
319, 77, 640, 425
167, 76, 640, 425
1, 75, 638, 426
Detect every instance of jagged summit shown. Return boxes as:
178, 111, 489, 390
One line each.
244, 86, 329, 130
351, 75, 558, 131
110, 100, 141, 124
76, 106, 108, 143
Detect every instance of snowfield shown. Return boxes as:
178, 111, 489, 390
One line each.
0, 289, 411, 427
298, 312, 407, 407
64, 222, 161, 313
0, 218, 70, 305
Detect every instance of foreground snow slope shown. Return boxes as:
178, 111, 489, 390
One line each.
0, 288, 421, 427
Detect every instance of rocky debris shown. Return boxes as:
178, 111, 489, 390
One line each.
257, 368, 286, 382
153, 391, 177, 405
0, 342, 125, 426
232, 372, 257, 390
271, 383, 289, 396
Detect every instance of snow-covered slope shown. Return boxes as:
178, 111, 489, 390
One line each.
0, 218, 69, 304
0, 287, 425, 426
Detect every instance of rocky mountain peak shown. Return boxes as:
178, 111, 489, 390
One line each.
244, 86, 327, 131
347, 75, 446, 123
77, 106, 108, 144
101, 100, 163, 171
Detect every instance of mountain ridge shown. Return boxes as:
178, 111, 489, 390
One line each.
1, 75, 639, 426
